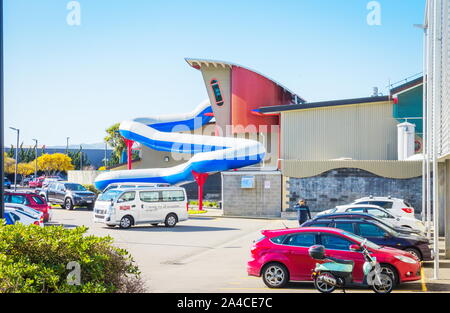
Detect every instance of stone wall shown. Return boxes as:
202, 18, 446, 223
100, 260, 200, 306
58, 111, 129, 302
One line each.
222, 171, 282, 217
286, 168, 422, 214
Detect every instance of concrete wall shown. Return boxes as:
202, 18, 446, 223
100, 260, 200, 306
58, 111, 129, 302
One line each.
285, 168, 422, 214
222, 171, 281, 217
68, 170, 103, 186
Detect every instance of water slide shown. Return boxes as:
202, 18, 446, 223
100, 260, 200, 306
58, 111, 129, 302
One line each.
94, 100, 266, 191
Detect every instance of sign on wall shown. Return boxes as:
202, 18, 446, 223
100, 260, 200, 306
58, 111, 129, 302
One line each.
241, 176, 255, 189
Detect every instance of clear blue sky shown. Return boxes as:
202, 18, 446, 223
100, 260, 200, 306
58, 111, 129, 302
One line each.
4, 0, 426, 147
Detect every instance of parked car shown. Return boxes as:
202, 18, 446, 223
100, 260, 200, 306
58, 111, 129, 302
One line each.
247, 227, 421, 288
3, 177, 11, 189
102, 182, 170, 193
302, 217, 432, 261
21, 177, 34, 187
38, 182, 97, 210
29, 176, 45, 188
4, 208, 44, 227
42, 176, 64, 188
6, 203, 44, 220
352, 196, 415, 218
93, 186, 188, 228
317, 204, 426, 234
310, 212, 424, 237
4, 191, 52, 222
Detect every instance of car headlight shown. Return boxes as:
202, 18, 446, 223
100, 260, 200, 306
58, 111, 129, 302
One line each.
395, 255, 417, 264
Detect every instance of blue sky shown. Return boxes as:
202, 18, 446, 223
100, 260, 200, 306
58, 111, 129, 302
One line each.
4, 0, 426, 147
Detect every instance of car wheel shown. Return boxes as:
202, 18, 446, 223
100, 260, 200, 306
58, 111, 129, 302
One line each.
379, 264, 399, 286
64, 198, 74, 210
404, 248, 423, 261
119, 216, 133, 229
262, 263, 289, 288
164, 214, 178, 227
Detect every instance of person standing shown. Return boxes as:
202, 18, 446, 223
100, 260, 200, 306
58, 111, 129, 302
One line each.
295, 199, 311, 226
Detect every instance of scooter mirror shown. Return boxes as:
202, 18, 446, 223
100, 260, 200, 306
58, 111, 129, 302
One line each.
349, 244, 362, 251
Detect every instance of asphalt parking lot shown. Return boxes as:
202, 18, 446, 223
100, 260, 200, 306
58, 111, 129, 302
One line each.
44, 206, 450, 293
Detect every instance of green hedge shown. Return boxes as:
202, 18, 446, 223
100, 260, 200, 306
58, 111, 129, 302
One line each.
0, 223, 145, 293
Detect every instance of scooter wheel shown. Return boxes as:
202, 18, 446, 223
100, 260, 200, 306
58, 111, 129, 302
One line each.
371, 273, 394, 294
313, 274, 336, 294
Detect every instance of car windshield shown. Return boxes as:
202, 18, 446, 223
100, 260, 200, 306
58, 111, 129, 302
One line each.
341, 231, 381, 250
97, 189, 123, 201
64, 184, 87, 191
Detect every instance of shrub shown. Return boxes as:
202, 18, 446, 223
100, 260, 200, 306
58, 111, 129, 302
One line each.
83, 184, 100, 195
0, 223, 145, 293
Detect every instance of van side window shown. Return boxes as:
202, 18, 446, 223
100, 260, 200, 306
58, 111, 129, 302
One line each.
161, 190, 185, 202
140, 191, 160, 202
119, 191, 136, 202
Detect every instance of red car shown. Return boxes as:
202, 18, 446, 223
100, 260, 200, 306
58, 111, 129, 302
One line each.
4, 191, 52, 222
29, 177, 45, 188
247, 227, 421, 289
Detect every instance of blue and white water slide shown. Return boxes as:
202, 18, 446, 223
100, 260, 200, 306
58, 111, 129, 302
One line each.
94, 100, 266, 191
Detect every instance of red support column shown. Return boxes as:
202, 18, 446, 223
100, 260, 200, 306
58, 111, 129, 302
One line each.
192, 171, 209, 211
125, 139, 134, 170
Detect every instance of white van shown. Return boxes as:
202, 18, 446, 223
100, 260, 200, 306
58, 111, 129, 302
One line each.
93, 187, 188, 229
101, 182, 170, 193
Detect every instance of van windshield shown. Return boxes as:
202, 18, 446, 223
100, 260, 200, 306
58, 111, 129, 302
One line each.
97, 190, 123, 201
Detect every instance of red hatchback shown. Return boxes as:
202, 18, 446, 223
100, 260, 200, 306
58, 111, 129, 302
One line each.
247, 227, 421, 289
29, 177, 45, 188
4, 192, 52, 222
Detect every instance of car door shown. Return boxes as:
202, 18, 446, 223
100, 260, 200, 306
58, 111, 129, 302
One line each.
356, 222, 393, 247
282, 232, 318, 280
139, 191, 162, 221
55, 183, 66, 203
160, 190, 185, 220
318, 233, 366, 283
47, 183, 56, 202
116, 191, 138, 218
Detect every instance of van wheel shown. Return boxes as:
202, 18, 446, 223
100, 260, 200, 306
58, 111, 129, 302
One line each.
119, 216, 133, 229
164, 214, 177, 227
64, 198, 74, 210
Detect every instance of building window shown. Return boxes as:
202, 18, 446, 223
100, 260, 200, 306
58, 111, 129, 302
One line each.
210, 79, 224, 106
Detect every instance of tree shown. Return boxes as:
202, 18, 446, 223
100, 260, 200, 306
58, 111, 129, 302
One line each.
68, 148, 91, 170
3, 152, 15, 174
17, 163, 35, 177
37, 153, 74, 176
105, 123, 126, 166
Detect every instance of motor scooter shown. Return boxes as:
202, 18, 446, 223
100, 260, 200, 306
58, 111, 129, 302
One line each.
308, 240, 394, 294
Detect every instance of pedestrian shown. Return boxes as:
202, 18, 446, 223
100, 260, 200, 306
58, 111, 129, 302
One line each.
295, 199, 311, 226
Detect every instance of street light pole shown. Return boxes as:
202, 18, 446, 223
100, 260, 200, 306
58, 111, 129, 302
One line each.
9, 127, 19, 191
66, 137, 70, 154
32, 139, 38, 178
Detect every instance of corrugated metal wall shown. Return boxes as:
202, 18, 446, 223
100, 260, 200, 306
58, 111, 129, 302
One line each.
281, 101, 397, 160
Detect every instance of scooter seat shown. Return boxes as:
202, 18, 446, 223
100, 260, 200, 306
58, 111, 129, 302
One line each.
326, 256, 354, 266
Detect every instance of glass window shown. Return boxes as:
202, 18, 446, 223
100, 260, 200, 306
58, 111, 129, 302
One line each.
270, 235, 286, 244
140, 191, 160, 203
367, 208, 390, 218
118, 191, 136, 203
284, 233, 316, 247
359, 223, 387, 238
9, 212, 21, 222
210, 79, 224, 106
9, 195, 29, 205
98, 189, 122, 201
161, 190, 185, 202
64, 183, 87, 191
309, 222, 332, 227
333, 222, 355, 234
347, 208, 365, 213
32, 196, 45, 205
321, 234, 353, 251
368, 201, 393, 209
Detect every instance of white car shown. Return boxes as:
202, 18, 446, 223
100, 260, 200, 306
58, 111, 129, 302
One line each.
317, 204, 426, 233
93, 186, 188, 229
102, 182, 170, 193
4, 208, 44, 227
5, 203, 44, 220
351, 196, 416, 218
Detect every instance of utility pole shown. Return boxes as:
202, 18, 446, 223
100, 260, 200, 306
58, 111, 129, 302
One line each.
32, 139, 38, 178
79, 145, 83, 170
66, 137, 70, 154
0, 0, 4, 218
9, 127, 19, 191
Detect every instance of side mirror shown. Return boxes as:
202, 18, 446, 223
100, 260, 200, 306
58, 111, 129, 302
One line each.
349, 244, 362, 251
383, 233, 391, 239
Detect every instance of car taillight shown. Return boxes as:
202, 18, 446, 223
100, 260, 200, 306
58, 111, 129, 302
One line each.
186, 203, 189, 211
402, 208, 413, 214
34, 221, 40, 226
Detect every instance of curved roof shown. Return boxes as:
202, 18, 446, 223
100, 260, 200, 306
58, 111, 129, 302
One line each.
185, 58, 306, 104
